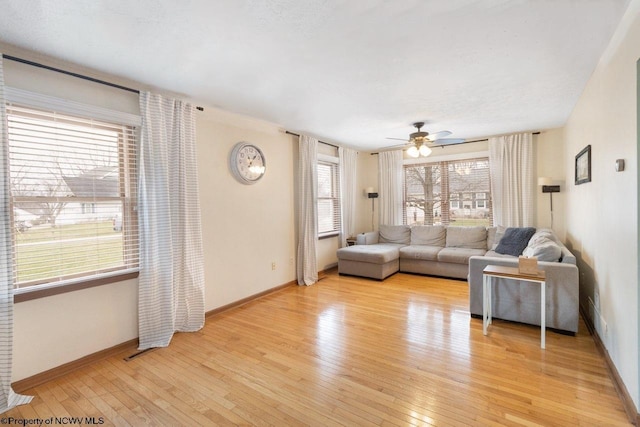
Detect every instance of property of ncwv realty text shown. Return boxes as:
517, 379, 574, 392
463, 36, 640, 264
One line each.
0, 417, 104, 426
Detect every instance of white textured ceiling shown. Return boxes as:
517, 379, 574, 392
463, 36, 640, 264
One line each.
0, 0, 631, 150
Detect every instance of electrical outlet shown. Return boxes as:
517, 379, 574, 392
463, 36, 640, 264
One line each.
271, 262, 276, 270
289, 257, 294, 266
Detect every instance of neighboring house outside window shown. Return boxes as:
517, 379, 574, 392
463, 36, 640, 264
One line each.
404, 157, 492, 227
317, 158, 341, 238
81, 202, 96, 214
450, 194, 460, 209
475, 192, 487, 209
6, 100, 139, 295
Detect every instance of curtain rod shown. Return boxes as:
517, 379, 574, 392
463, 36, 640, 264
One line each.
370, 132, 541, 155
285, 130, 339, 148
2, 54, 204, 111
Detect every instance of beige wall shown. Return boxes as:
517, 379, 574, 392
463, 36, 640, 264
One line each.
13, 280, 139, 381
196, 112, 297, 309
563, 0, 639, 407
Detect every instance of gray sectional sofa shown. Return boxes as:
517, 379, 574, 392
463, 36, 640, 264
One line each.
336, 224, 579, 333
337, 224, 494, 280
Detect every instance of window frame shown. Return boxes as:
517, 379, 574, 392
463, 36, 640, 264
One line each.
403, 154, 492, 227
317, 155, 341, 239
5, 87, 141, 302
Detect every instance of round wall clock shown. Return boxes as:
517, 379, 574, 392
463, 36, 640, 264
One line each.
229, 142, 266, 184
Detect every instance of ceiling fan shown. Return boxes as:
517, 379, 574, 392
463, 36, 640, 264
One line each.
385, 122, 466, 157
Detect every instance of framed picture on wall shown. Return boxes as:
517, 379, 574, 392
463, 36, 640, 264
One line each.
575, 145, 591, 185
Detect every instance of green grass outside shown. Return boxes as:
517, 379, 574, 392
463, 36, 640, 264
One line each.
408, 218, 491, 227
448, 218, 491, 226
15, 221, 125, 285
16, 221, 117, 243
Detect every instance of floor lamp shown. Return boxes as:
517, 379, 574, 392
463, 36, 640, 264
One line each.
366, 187, 378, 231
538, 177, 560, 229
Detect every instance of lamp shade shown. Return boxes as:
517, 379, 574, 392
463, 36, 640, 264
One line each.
419, 145, 432, 157
407, 146, 419, 158
538, 177, 553, 186
365, 187, 374, 194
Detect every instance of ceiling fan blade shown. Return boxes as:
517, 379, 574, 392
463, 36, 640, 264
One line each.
426, 130, 452, 141
432, 138, 466, 145
385, 137, 409, 141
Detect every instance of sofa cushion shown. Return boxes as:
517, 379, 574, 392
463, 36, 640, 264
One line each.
528, 229, 558, 246
445, 226, 487, 249
484, 250, 517, 258
411, 225, 446, 246
399, 245, 441, 261
379, 225, 411, 244
523, 237, 562, 262
336, 244, 401, 263
488, 225, 507, 250
437, 247, 487, 264
495, 227, 536, 256
486, 227, 497, 249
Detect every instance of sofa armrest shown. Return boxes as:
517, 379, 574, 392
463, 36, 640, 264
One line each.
468, 255, 580, 332
357, 231, 379, 245
469, 255, 579, 283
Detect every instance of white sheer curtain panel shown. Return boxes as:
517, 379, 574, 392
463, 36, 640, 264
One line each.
297, 135, 318, 286
489, 132, 534, 227
378, 150, 404, 226
138, 92, 205, 350
0, 55, 33, 414
339, 147, 357, 247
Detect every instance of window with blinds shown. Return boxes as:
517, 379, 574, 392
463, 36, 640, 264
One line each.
6, 104, 139, 290
404, 157, 492, 227
317, 160, 341, 237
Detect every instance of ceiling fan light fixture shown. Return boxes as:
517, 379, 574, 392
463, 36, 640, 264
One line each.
419, 145, 432, 157
385, 122, 462, 155
407, 146, 420, 158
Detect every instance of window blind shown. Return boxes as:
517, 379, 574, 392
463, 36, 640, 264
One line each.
317, 160, 341, 237
6, 104, 139, 290
404, 157, 492, 227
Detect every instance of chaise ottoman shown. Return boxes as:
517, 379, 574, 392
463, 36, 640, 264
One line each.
336, 244, 402, 280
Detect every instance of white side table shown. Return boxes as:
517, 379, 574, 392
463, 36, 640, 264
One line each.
482, 265, 547, 349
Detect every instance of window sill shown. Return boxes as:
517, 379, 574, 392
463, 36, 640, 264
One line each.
318, 232, 340, 240
14, 270, 139, 303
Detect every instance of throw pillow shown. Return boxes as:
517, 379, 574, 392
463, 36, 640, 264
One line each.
528, 229, 557, 246
523, 237, 562, 262
495, 227, 536, 256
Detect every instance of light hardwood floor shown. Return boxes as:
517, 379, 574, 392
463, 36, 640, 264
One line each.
6, 271, 631, 426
